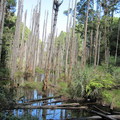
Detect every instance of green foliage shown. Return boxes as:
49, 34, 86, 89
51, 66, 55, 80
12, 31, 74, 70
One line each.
6, 0, 16, 12
35, 67, 44, 74
20, 23, 30, 41
14, 71, 24, 78
23, 81, 43, 91
86, 70, 115, 98
0, 86, 16, 111
57, 73, 65, 82
102, 90, 120, 108
67, 65, 116, 100
0, 67, 10, 78
1, 1, 16, 67
112, 67, 120, 84
57, 82, 69, 97
55, 31, 66, 47
69, 66, 93, 98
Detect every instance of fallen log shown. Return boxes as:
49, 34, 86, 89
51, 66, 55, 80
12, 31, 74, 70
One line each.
42, 99, 67, 106
17, 95, 61, 105
28, 95, 61, 102
81, 115, 120, 120
112, 111, 120, 114
92, 105, 111, 115
90, 110, 117, 120
14, 104, 87, 110
16, 103, 79, 108
16, 99, 65, 106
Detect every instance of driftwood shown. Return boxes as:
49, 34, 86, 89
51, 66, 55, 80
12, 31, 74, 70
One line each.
90, 110, 117, 120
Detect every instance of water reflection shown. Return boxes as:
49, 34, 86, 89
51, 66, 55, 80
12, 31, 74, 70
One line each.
13, 88, 91, 119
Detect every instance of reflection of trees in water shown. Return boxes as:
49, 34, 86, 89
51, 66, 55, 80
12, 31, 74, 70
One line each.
13, 88, 91, 119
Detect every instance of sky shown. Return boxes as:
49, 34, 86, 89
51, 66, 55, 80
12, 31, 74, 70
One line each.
16, 0, 119, 39
16, 0, 70, 39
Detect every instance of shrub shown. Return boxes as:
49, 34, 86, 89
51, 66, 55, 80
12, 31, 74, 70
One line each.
0, 67, 10, 78
102, 90, 120, 108
86, 72, 115, 99
68, 66, 93, 98
23, 81, 43, 91
57, 82, 69, 96
35, 67, 44, 74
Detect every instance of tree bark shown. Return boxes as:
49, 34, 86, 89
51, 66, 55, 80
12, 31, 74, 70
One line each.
81, 0, 90, 68
115, 18, 120, 64
0, 0, 6, 62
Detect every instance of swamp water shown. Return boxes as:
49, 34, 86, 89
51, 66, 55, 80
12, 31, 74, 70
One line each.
10, 88, 92, 119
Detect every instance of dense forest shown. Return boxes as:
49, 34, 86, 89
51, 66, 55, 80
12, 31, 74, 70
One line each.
0, 0, 120, 119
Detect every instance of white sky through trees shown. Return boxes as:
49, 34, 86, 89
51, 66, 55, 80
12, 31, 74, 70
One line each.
16, 0, 119, 39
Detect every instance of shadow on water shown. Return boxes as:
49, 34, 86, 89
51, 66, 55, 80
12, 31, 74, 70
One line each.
12, 88, 91, 119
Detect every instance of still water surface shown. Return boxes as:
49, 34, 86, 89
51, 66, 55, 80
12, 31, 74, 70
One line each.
13, 88, 91, 119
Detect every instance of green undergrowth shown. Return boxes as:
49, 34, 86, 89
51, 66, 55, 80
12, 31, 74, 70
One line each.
35, 67, 44, 74
0, 67, 10, 78
102, 90, 120, 108
56, 81, 70, 97
55, 65, 120, 101
22, 81, 43, 91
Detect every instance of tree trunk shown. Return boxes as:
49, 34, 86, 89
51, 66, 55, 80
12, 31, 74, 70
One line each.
115, 18, 120, 64
0, 0, 6, 62
11, 0, 23, 80
68, 0, 77, 82
94, 6, 100, 67
81, 0, 90, 68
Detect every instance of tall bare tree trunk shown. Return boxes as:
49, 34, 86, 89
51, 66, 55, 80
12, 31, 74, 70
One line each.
94, 12, 100, 67
25, 1, 41, 77
18, 10, 27, 72
65, 0, 71, 80
11, 0, 23, 80
68, 0, 77, 82
97, 31, 101, 65
115, 18, 120, 64
81, 0, 90, 68
43, 0, 63, 91
90, 29, 93, 64
40, 11, 48, 68
0, 0, 6, 62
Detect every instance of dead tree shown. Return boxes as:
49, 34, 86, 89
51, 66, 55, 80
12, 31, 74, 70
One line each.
43, 0, 63, 91
10, 0, 23, 80
25, 1, 41, 76
68, 0, 77, 82
65, 0, 71, 80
